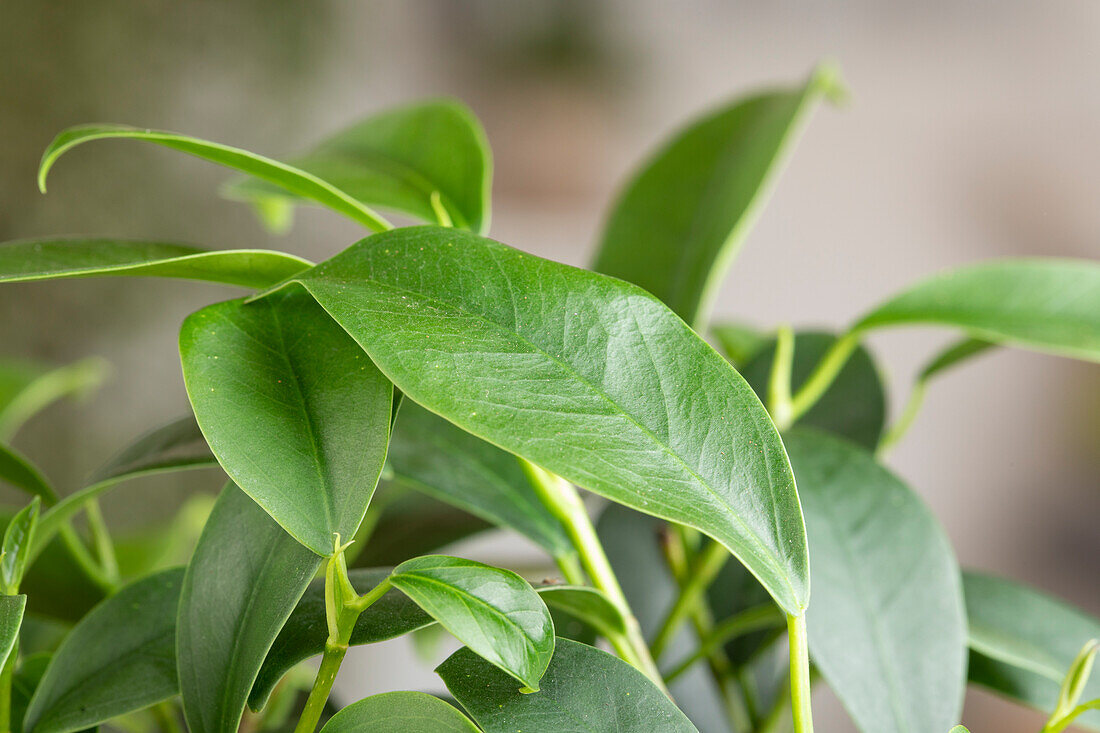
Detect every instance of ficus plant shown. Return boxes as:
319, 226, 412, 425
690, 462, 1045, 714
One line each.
0, 64, 1096, 733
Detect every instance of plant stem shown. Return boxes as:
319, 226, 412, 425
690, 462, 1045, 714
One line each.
787, 613, 815, 733
293, 644, 346, 733
0, 639, 16, 733
785, 332, 860, 429
876, 381, 926, 457
83, 499, 119, 586
662, 604, 786, 683
650, 539, 730, 661
767, 325, 795, 432
56, 525, 115, 592
555, 552, 587, 586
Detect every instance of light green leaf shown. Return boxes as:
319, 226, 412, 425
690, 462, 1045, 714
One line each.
0, 594, 26, 670
2, 498, 41, 594
179, 287, 393, 556
23, 569, 182, 733
788, 429, 967, 733
0, 239, 311, 290
0, 358, 108, 441
177, 484, 322, 733
949, 727, 970, 733
39, 124, 392, 232
711, 322, 768, 368
318, 691, 478, 733
854, 259, 1100, 362
389, 554, 554, 692
225, 99, 492, 234
593, 66, 839, 329
282, 225, 809, 616
438, 636, 699, 733
0, 444, 57, 503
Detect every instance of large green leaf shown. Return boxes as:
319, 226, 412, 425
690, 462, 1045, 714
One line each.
39, 125, 392, 232
225, 100, 492, 234
177, 484, 322, 733
593, 68, 837, 329
23, 569, 182, 733
855, 259, 1100, 362
787, 429, 967, 733
0, 594, 26, 670
964, 572, 1100, 730
387, 402, 572, 559
438, 637, 698, 733
0, 358, 108, 440
0, 239, 310, 290
389, 555, 554, 692
282, 225, 809, 615
318, 691, 478, 733
179, 287, 393, 556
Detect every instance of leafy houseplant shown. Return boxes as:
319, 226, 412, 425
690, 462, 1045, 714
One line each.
0, 64, 1097, 733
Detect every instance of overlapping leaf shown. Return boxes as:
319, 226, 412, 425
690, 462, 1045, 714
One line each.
0, 594, 26, 670
318, 691, 478, 733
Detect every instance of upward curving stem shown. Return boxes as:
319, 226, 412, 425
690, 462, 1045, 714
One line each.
785, 331, 860, 429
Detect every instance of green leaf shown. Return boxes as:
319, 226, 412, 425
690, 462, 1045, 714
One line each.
919, 338, 995, 381
0, 594, 26, 669
740, 331, 886, 450
12, 653, 52, 733
39, 125, 392, 232
389, 554, 554, 692
0, 444, 58, 503
179, 287, 393, 556
964, 572, 1100, 729
177, 484, 322, 733
0, 358, 109, 441
0, 239, 311, 290
23, 569, 182, 733
225, 99, 492, 234
318, 691, 478, 733
787, 429, 967, 733
711, 322, 768, 368
387, 402, 572, 559
593, 66, 839, 329
438, 636, 698, 733
3, 498, 41, 594
283, 225, 809, 616
536, 584, 627, 641
949, 727, 970, 733
854, 259, 1100, 362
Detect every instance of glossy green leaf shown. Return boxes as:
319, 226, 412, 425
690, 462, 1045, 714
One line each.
787, 429, 967, 733
536, 584, 627, 641
965, 572, 1100, 729
387, 402, 572, 558
0, 444, 57, 503
389, 555, 554, 692
177, 484, 322, 733
23, 569, 182, 733
0, 594, 26, 669
855, 259, 1100, 362
283, 225, 809, 615
711, 322, 768, 368
39, 125, 392, 232
438, 636, 698, 733
3, 498, 41, 594
180, 286, 393, 556
0, 358, 108, 441
226, 100, 492, 234
318, 691, 478, 733
0, 239, 311, 290
593, 67, 838, 329
740, 331, 887, 450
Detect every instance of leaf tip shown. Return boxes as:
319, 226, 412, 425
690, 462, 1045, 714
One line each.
810, 60, 849, 106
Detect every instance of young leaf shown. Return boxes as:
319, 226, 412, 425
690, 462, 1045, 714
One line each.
39, 125, 392, 232
389, 555, 554, 692
0, 594, 26, 670
177, 484, 322, 733
0, 239, 311, 290
0, 357, 108, 441
179, 286, 393, 556
225, 99, 492, 234
282, 225, 809, 616
318, 691, 478, 733
438, 637, 699, 732
854, 259, 1100, 362
23, 569, 183, 733
593, 66, 839, 329
787, 429, 967, 733
2, 498, 41, 594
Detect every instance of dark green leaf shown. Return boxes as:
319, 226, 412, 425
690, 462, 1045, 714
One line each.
438, 636, 698, 732
0, 444, 57, 503
177, 484, 322, 733
536, 584, 627, 641
225, 100, 492, 234
0, 594, 26, 669
711, 322, 768, 368
284, 225, 808, 615
3, 498, 41, 593
318, 691, 478, 733
179, 287, 393, 555
39, 125, 392, 232
787, 429, 967, 733
23, 569, 182, 733
593, 67, 838, 329
0, 358, 108, 440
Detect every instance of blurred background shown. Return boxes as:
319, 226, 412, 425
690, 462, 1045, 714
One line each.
1, 1, 1097, 730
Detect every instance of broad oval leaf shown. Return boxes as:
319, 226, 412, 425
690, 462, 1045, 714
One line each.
964, 571, 1100, 729
788, 429, 967, 733
438, 636, 698, 733
225, 100, 492, 234
39, 125, 392, 232
0, 239, 310, 290
0, 594, 26, 670
593, 67, 838, 329
855, 259, 1100, 362
23, 569, 182, 733
318, 691, 478, 733
389, 555, 554, 692
180, 286, 393, 556
0, 357, 108, 441
285, 225, 809, 615
177, 484, 322, 733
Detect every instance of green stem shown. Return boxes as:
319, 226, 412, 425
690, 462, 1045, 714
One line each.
650, 540, 730, 661
292, 644, 346, 733
767, 326, 795, 432
555, 552, 587, 586
662, 604, 786, 683
83, 499, 119, 586
877, 381, 926, 457
787, 614, 814, 733
0, 639, 16, 733
1042, 699, 1100, 733
786, 332, 860, 428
